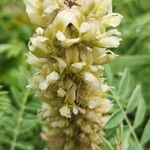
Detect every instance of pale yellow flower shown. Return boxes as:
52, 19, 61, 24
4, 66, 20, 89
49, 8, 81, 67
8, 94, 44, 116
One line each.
24, 0, 122, 149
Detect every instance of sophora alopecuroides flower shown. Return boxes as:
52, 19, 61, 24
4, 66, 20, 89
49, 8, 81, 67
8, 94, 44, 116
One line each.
24, 0, 122, 149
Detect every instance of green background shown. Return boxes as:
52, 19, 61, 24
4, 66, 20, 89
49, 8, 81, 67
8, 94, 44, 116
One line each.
0, 0, 149, 149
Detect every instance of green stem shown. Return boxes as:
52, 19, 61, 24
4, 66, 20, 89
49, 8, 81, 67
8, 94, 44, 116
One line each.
10, 89, 29, 150
102, 137, 113, 150
112, 92, 141, 146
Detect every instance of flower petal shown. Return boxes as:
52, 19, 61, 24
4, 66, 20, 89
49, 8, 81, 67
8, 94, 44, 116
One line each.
59, 106, 71, 118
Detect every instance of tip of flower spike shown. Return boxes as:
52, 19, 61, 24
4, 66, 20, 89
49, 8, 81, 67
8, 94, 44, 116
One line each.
64, 0, 79, 8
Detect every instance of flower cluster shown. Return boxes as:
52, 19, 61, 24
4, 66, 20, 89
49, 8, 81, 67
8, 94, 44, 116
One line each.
24, 0, 122, 149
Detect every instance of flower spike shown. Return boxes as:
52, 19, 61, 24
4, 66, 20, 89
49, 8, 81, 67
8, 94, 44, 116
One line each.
24, 0, 122, 149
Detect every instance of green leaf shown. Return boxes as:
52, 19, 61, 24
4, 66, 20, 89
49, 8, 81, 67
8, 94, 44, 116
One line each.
11, 87, 22, 107
110, 55, 150, 73
0, 44, 12, 54
127, 85, 141, 113
0, 43, 22, 58
129, 143, 143, 150
105, 109, 125, 129
21, 118, 39, 134
104, 64, 113, 85
141, 119, 150, 144
133, 97, 145, 128
113, 0, 126, 6
117, 69, 130, 99
102, 137, 113, 150
0, 89, 10, 116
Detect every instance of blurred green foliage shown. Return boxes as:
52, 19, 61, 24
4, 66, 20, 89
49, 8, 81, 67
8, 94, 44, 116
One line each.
0, 0, 149, 149
0, 0, 47, 149
112, 0, 150, 112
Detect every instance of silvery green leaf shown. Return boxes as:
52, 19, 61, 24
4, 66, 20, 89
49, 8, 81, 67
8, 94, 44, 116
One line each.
110, 55, 150, 73
127, 85, 141, 113
129, 143, 143, 150
105, 109, 125, 129
104, 64, 113, 85
102, 137, 114, 150
133, 97, 145, 128
117, 69, 131, 99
